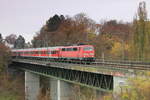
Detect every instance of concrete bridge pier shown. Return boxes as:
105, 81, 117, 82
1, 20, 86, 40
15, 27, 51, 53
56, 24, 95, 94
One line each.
50, 78, 73, 100
113, 76, 127, 92
25, 71, 40, 100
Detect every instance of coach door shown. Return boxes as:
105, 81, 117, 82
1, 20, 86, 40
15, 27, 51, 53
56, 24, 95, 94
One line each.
77, 47, 82, 59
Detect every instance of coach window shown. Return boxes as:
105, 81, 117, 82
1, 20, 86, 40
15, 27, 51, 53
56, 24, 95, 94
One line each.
62, 48, 65, 51
66, 48, 71, 51
51, 51, 55, 54
48, 51, 51, 54
73, 48, 78, 51
51, 51, 54, 54
65, 48, 67, 51
53, 51, 56, 54
84, 47, 93, 51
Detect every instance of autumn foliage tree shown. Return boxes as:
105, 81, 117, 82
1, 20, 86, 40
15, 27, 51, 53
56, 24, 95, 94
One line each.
132, 1, 150, 61
31, 1, 149, 60
32, 13, 97, 47
0, 42, 11, 73
32, 14, 65, 47
95, 20, 132, 59
58, 13, 97, 45
0, 34, 24, 100
103, 72, 150, 100
31, 13, 134, 59
100, 20, 132, 42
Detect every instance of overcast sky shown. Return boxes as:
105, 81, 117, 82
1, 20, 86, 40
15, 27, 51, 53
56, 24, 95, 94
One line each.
0, 0, 150, 42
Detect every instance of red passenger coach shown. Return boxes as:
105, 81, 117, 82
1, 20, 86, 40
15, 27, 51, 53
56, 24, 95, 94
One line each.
12, 45, 95, 62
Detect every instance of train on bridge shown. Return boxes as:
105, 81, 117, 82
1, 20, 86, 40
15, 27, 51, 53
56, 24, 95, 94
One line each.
12, 45, 95, 62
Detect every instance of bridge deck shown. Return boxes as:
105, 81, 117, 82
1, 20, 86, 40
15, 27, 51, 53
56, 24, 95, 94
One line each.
12, 59, 138, 77
10, 59, 147, 91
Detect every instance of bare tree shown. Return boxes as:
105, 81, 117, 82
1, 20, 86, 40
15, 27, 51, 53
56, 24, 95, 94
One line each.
5, 34, 17, 45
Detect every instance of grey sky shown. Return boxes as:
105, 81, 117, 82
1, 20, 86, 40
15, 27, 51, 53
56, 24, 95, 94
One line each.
0, 0, 150, 42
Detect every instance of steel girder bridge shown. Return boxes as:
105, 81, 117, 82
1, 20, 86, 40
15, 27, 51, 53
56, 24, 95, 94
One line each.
10, 58, 144, 92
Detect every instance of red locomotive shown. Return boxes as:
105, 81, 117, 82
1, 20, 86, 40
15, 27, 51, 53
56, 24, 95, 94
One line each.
12, 45, 95, 61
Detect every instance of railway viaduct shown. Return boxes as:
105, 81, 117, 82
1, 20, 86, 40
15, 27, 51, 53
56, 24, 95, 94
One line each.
9, 58, 148, 100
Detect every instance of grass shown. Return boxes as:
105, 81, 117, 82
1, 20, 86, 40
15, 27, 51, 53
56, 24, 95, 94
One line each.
0, 91, 18, 100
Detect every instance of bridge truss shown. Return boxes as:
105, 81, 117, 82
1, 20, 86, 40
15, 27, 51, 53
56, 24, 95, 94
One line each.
10, 61, 113, 91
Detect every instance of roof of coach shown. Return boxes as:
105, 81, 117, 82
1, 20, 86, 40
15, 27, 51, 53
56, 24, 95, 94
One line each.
60, 45, 93, 48
11, 45, 94, 52
12, 46, 63, 52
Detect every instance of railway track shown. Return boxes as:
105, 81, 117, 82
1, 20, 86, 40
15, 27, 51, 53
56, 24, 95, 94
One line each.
12, 58, 150, 70
92, 59, 150, 70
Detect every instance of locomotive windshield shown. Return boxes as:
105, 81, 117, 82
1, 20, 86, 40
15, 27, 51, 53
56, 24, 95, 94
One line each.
83, 47, 93, 51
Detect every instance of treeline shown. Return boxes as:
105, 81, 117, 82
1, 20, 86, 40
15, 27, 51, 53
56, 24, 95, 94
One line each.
31, 2, 150, 60
0, 34, 26, 49
31, 13, 96, 47
31, 13, 133, 59
0, 35, 24, 100
1, 1, 150, 61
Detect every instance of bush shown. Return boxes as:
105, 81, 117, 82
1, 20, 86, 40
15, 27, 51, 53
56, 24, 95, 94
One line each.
103, 71, 150, 100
